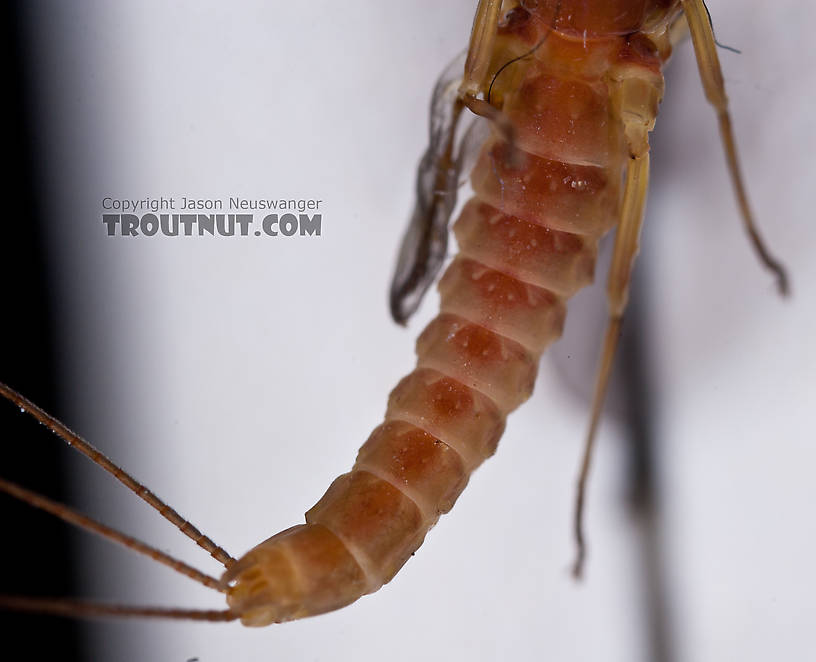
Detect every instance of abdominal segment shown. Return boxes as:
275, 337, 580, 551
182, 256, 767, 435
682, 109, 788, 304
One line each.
225, 5, 672, 625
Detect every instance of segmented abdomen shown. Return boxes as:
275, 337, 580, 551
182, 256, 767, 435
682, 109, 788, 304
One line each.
225, 9, 665, 626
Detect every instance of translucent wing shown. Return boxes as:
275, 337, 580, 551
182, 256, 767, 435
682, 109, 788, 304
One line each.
389, 51, 486, 325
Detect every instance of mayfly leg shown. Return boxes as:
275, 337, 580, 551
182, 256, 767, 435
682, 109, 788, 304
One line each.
573, 153, 651, 578
459, 0, 503, 99
392, 0, 561, 324
573, 0, 791, 577
458, 0, 520, 152
389, 0, 513, 325
682, 0, 789, 295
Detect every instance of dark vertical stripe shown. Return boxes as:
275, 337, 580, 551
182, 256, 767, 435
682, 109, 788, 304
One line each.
620, 245, 677, 662
0, 2, 80, 658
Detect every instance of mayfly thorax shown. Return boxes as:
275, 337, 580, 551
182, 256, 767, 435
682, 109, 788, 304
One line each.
0, 0, 789, 636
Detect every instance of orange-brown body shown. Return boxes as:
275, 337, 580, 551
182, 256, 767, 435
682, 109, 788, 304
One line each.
225, 1, 681, 625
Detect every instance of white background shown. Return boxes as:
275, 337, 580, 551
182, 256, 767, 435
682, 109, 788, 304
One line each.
16, 1, 816, 660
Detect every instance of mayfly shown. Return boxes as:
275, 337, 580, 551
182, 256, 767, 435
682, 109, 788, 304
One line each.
0, 0, 792, 649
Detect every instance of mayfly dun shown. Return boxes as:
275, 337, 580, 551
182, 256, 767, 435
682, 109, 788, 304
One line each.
1, 1, 813, 661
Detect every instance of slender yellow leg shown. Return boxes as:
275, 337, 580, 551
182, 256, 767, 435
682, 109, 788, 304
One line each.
681, 0, 789, 295
458, 0, 525, 159
389, 1, 506, 324
460, 0, 503, 98
390, 2, 521, 323
573, 153, 651, 579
